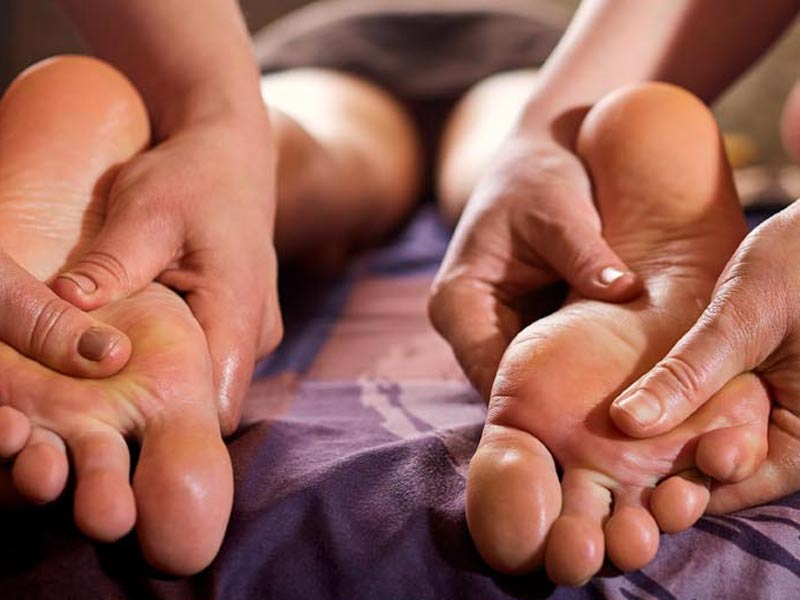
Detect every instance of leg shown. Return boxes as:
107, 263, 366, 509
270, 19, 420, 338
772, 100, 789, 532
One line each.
262, 68, 422, 264
464, 83, 770, 583
782, 80, 800, 164
436, 70, 536, 225
0, 56, 231, 575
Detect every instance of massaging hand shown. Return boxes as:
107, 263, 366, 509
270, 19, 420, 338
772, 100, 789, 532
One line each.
429, 128, 642, 398
0, 251, 130, 377
51, 116, 283, 434
610, 201, 800, 510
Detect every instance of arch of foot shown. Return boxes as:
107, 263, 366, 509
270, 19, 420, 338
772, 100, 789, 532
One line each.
0, 56, 233, 575
465, 82, 769, 586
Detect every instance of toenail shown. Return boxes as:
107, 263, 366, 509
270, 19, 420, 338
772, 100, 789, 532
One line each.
78, 327, 118, 362
598, 266, 626, 286
615, 391, 661, 427
58, 273, 97, 294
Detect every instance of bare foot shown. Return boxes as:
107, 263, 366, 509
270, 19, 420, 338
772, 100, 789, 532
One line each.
0, 56, 231, 575
781, 80, 800, 163
466, 83, 770, 584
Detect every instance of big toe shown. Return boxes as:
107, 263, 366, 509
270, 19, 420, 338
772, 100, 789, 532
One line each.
133, 408, 233, 575
466, 424, 561, 574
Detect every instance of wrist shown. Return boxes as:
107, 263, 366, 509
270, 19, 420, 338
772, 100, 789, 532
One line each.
151, 76, 269, 142
517, 95, 590, 152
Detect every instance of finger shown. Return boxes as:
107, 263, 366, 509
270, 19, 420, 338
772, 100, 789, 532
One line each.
51, 200, 181, 311
537, 217, 643, 303
610, 298, 758, 437
70, 428, 136, 542
428, 278, 519, 400
0, 252, 130, 377
133, 404, 233, 575
12, 427, 69, 504
0, 406, 31, 458
709, 409, 800, 514
186, 279, 266, 436
650, 470, 710, 533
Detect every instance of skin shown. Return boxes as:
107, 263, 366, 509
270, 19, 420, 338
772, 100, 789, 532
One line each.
465, 83, 770, 585
430, 0, 799, 401
0, 56, 232, 576
430, 0, 800, 572
52, 0, 284, 435
0, 56, 421, 573
608, 95, 800, 513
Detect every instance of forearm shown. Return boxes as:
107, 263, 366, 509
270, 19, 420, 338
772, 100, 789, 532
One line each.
522, 0, 798, 136
57, 0, 267, 139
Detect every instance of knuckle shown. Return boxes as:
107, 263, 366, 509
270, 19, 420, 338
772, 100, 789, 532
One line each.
77, 250, 133, 291
28, 297, 76, 358
652, 355, 706, 402
567, 242, 600, 277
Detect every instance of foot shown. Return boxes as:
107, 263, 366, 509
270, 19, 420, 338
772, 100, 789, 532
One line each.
0, 55, 231, 575
466, 83, 771, 584
0, 285, 232, 575
781, 80, 800, 163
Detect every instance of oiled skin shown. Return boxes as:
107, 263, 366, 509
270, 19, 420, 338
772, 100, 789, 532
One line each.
466, 83, 771, 584
0, 56, 232, 575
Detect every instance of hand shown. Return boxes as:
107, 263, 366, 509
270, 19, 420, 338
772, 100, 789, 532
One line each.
429, 129, 642, 398
51, 116, 283, 435
0, 251, 130, 377
610, 201, 800, 509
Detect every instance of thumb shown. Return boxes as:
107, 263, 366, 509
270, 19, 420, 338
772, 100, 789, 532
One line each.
51, 200, 181, 310
610, 297, 764, 438
428, 277, 520, 400
187, 278, 275, 436
538, 217, 642, 303
0, 251, 130, 377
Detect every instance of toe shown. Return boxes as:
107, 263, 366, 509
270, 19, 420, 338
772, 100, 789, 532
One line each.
0, 406, 31, 458
70, 428, 136, 542
133, 406, 233, 576
690, 374, 770, 483
11, 427, 68, 503
545, 470, 610, 586
465, 424, 561, 574
650, 470, 710, 533
709, 412, 800, 514
696, 424, 768, 483
605, 488, 660, 572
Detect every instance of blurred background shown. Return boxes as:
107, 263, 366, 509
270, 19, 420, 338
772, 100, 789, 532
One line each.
1, 0, 798, 167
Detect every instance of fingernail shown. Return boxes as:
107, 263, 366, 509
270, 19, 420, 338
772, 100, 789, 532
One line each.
59, 273, 96, 295
599, 266, 626, 286
615, 391, 661, 427
78, 327, 118, 362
